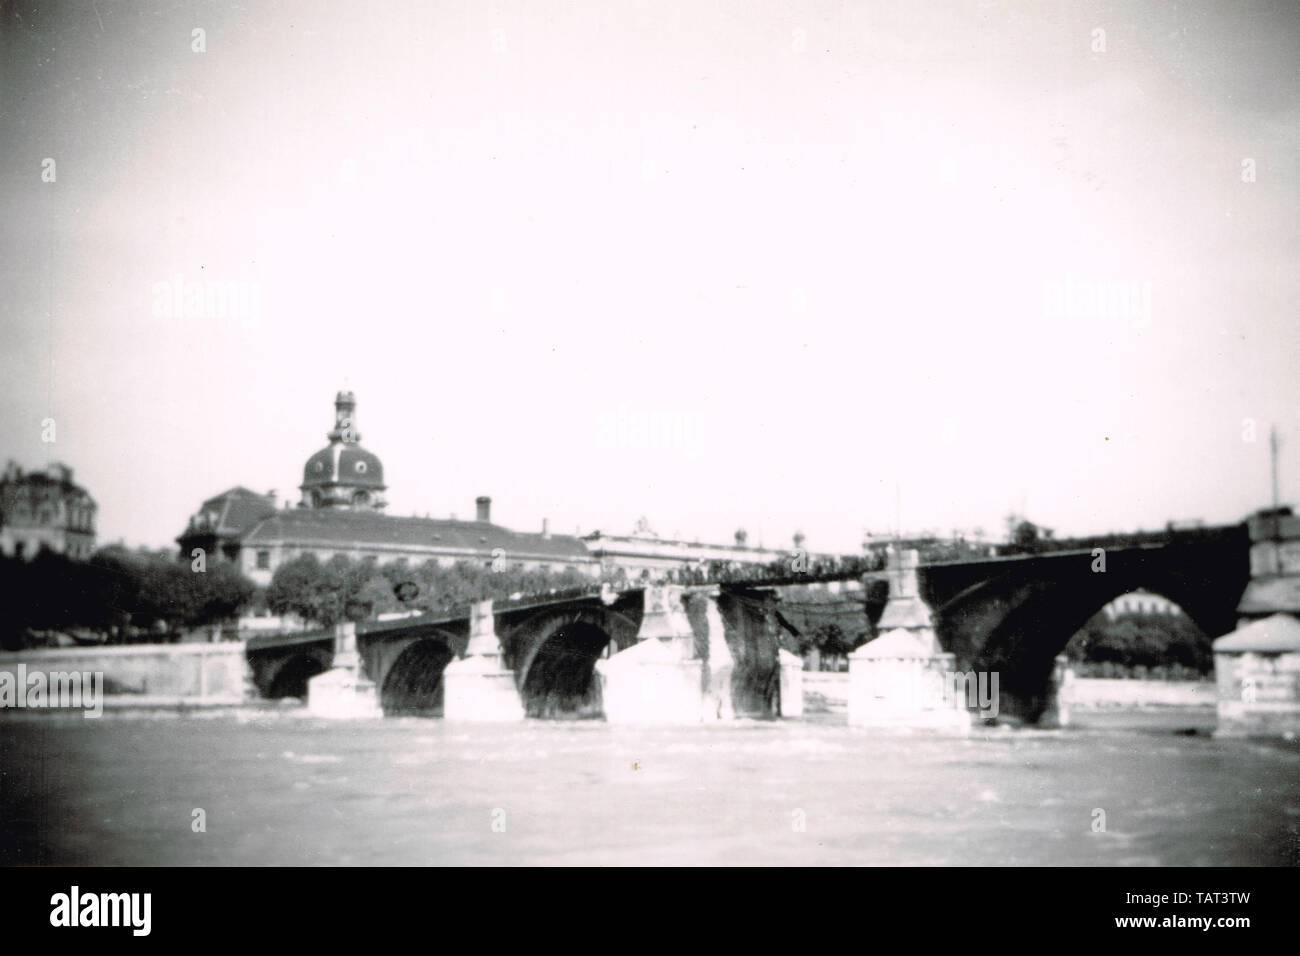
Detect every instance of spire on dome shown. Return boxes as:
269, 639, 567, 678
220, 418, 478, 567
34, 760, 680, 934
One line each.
328, 390, 360, 443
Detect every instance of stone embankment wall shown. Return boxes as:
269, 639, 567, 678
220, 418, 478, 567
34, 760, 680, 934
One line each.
0, 643, 251, 708
801, 672, 1215, 714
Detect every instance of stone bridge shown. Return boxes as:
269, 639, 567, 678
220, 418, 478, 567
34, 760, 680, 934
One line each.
246, 584, 801, 720
244, 523, 1252, 724
916, 524, 1251, 719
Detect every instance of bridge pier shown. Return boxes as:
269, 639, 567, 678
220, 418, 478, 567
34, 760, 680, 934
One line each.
696, 589, 735, 720
307, 622, 383, 719
597, 585, 709, 724
849, 549, 970, 731
1212, 614, 1300, 737
1037, 656, 1073, 728
443, 600, 525, 722
778, 648, 804, 717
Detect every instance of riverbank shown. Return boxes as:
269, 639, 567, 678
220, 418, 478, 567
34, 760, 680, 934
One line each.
0, 677, 1218, 722
802, 673, 1216, 715
1065, 677, 1215, 708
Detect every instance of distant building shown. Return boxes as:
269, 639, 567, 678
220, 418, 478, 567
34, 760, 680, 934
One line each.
582, 523, 831, 582
177, 486, 278, 564
232, 508, 596, 587
0, 461, 97, 560
177, 391, 850, 588
178, 392, 597, 586
1102, 590, 1183, 620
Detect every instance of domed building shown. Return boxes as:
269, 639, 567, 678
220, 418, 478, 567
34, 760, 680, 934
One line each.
177, 390, 832, 589
178, 391, 599, 586
299, 391, 387, 511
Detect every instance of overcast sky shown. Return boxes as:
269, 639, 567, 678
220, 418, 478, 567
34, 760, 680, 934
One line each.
2, 0, 1298, 554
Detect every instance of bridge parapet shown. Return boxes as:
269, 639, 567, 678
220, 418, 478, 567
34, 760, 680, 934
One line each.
986, 522, 1247, 559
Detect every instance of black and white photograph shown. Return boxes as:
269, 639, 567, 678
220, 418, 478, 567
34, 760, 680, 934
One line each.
1, 0, 1297, 906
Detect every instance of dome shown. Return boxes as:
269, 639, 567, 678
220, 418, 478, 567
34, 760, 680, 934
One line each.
301, 444, 386, 490
298, 391, 388, 511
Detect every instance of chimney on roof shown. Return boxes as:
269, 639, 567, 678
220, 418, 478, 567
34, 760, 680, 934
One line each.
735, 528, 748, 547
542, 517, 550, 539
476, 496, 491, 522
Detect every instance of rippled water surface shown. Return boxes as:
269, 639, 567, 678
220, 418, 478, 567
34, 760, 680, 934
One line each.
2, 710, 1297, 865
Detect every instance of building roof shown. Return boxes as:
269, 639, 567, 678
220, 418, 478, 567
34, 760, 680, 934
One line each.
1213, 613, 1300, 653
1, 463, 95, 504
184, 486, 277, 539
240, 509, 594, 562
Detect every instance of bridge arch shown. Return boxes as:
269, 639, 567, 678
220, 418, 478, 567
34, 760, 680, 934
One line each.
380, 638, 456, 717
265, 649, 331, 700
510, 606, 638, 719
933, 551, 1242, 721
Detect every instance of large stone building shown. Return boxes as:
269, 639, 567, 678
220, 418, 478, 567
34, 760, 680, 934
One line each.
177, 391, 840, 588
582, 522, 829, 581
0, 461, 97, 560
178, 392, 596, 586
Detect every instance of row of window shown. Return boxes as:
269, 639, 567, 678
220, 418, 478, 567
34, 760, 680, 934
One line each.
306, 490, 372, 507
2, 501, 94, 531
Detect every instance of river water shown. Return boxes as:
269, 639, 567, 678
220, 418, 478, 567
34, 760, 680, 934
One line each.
2, 709, 1297, 866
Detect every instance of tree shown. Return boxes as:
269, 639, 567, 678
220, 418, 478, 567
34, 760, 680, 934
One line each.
353, 573, 401, 620
179, 560, 256, 627
268, 554, 598, 625
92, 547, 255, 634
775, 586, 872, 658
1064, 607, 1212, 674
266, 554, 336, 624
0, 546, 255, 647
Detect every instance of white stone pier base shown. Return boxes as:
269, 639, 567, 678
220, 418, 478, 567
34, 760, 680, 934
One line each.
1212, 614, 1300, 738
443, 600, 524, 722
308, 621, 383, 719
848, 645, 971, 731
778, 648, 804, 717
596, 638, 705, 724
597, 585, 706, 724
1038, 656, 1073, 728
847, 549, 970, 732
